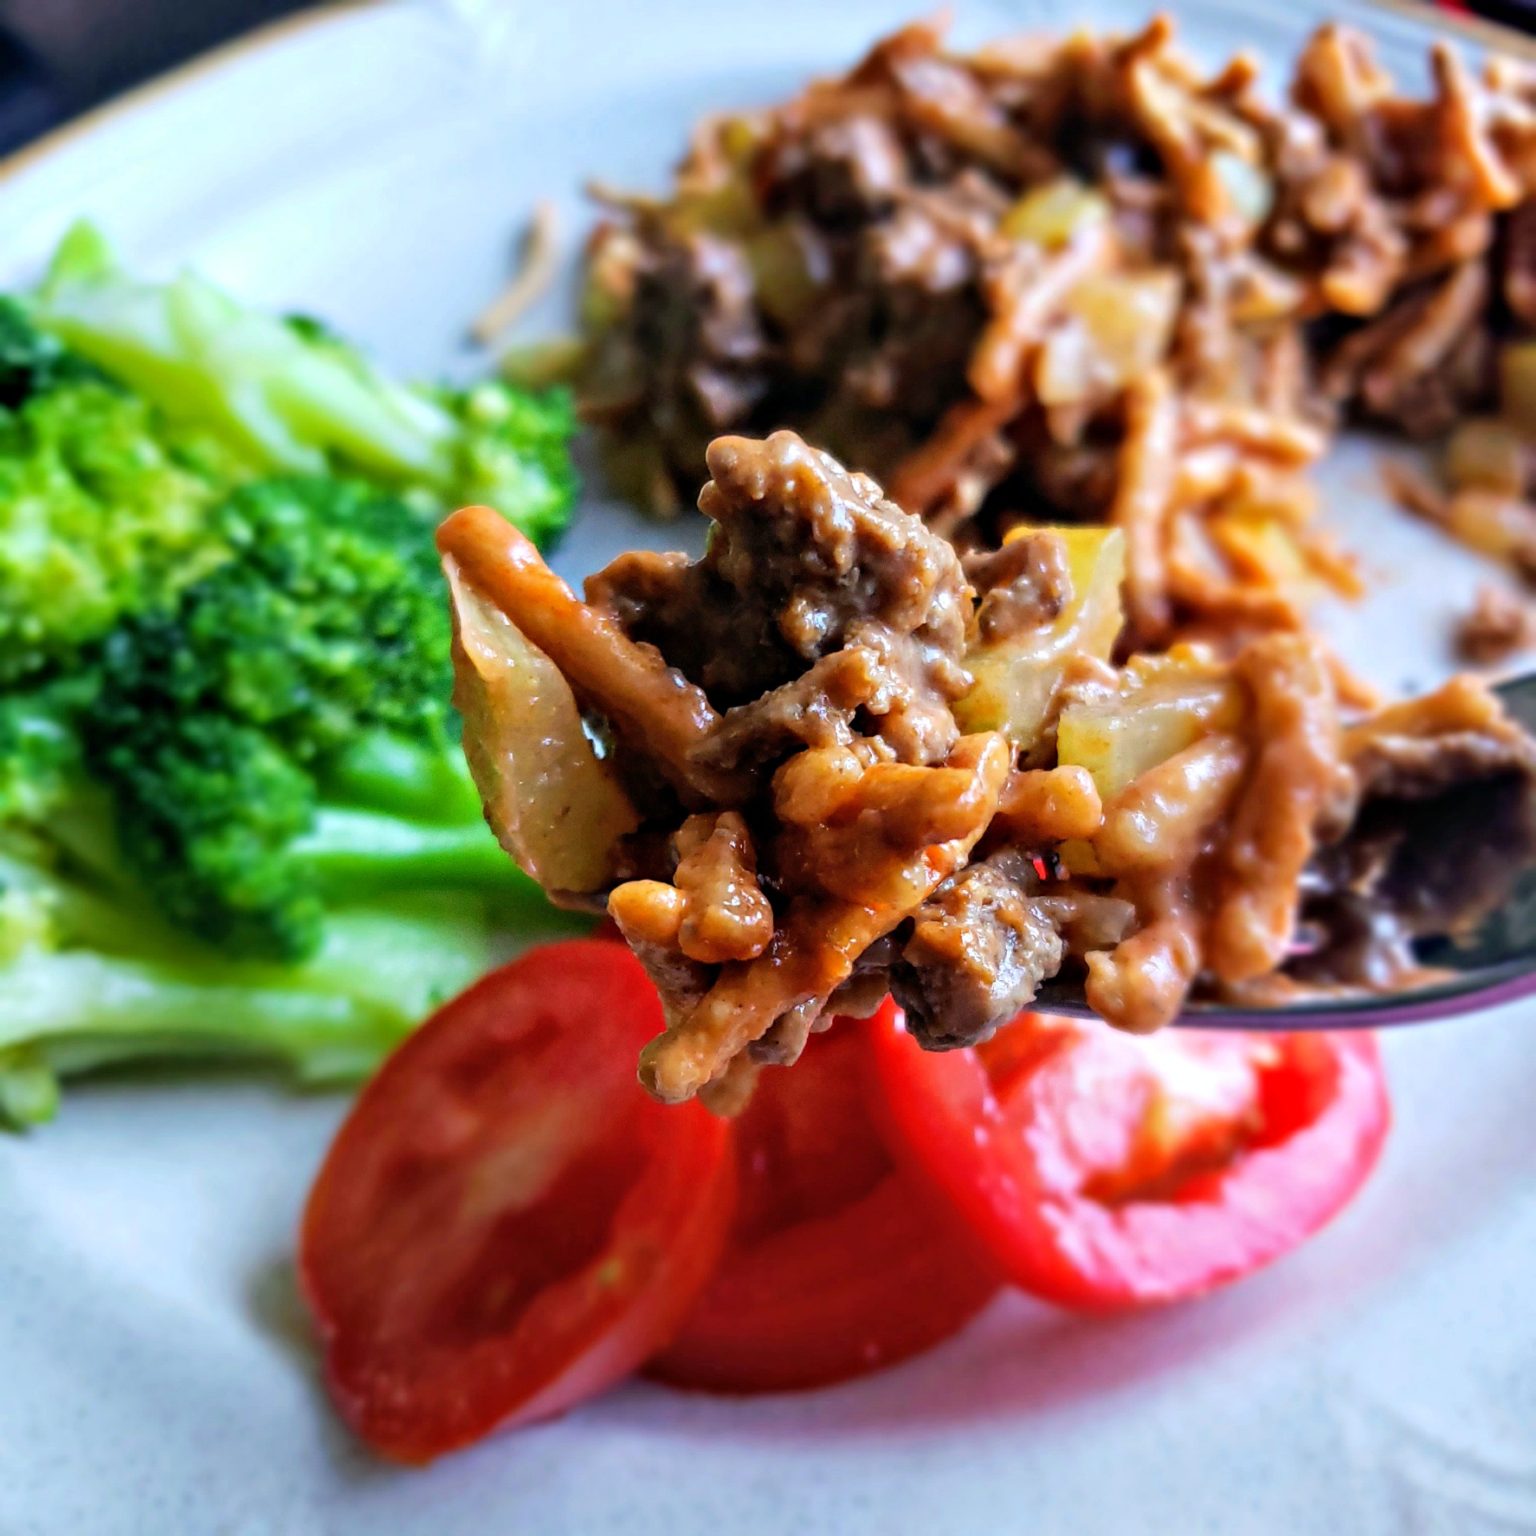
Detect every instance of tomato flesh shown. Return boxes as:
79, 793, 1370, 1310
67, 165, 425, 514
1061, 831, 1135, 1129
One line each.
300, 940, 735, 1462
871, 1010, 1390, 1312
647, 1004, 1003, 1393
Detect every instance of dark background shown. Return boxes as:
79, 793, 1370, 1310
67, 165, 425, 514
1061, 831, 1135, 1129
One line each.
1, 0, 1534, 156
0, 0, 312, 152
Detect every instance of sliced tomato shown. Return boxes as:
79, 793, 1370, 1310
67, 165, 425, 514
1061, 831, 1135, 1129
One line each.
300, 940, 735, 1463
870, 1010, 1390, 1312
647, 1002, 1002, 1394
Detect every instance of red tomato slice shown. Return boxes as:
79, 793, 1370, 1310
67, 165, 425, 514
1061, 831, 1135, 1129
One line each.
647, 1003, 1002, 1394
870, 1010, 1390, 1312
300, 940, 735, 1462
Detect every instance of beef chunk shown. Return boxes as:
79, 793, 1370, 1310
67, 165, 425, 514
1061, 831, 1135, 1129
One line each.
589, 430, 975, 764
1292, 685, 1536, 984
892, 851, 1065, 1048
1348, 727, 1536, 802
1456, 586, 1536, 667
964, 531, 1074, 642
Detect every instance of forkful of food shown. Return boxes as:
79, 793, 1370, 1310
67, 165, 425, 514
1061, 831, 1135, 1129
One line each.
438, 431, 1536, 1110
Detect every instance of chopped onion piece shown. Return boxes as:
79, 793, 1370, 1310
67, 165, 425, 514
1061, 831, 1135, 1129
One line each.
1001, 178, 1110, 251
1446, 416, 1528, 497
1212, 150, 1273, 227
1057, 648, 1245, 802
1500, 343, 1536, 436
1443, 490, 1536, 567
957, 526, 1126, 752
1036, 271, 1181, 406
445, 559, 638, 895
748, 222, 826, 329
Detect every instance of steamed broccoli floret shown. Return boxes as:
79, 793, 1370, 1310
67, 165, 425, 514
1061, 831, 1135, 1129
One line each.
0, 366, 243, 684
0, 295, 104, 405
0, 477, 576, 1125
98, 715, 323, 960
88, 476, 460, 960
30, 223, 578, 544
0, 676, 94, 822
430, 381, 578, 548
97, 477, 454, 757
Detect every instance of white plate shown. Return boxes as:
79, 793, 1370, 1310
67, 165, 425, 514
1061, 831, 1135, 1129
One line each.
3, 3, 1535, 1532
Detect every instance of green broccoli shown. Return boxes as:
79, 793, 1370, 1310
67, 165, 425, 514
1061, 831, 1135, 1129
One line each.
0, 827, 532, 1127
427, 380, 578, 548
0, 366, 246, 684
0, 294, 103, 404
98, 714, 325, 961
0, 678, 91, 822
29, 222, 578, 542
99, 476, 455, 758
89, 476, 465, 960
0, 474, 582, 1125
0, 235, 586, 1128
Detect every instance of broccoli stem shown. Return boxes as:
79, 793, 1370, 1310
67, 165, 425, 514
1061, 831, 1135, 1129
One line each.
0, 874, 596, 1127
0, 1047, 59, 1127
0, 844, 179, 962
0, 948, 403, 1122
293, 806, 533, 897
322, 734, 484, 824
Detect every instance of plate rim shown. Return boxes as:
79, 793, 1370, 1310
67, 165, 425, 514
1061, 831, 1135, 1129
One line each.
3, 0, 1535, 196
0, 3, 1532, 1528
0, 0, 379, 188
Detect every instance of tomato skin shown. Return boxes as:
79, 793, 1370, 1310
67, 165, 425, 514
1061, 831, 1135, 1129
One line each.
647, 1005, 1003, 1394
300, 940, 735, 1463
870, 1011, 1391, 1312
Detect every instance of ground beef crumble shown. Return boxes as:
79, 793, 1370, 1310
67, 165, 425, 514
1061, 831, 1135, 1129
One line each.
1456, 585, 1536, 666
